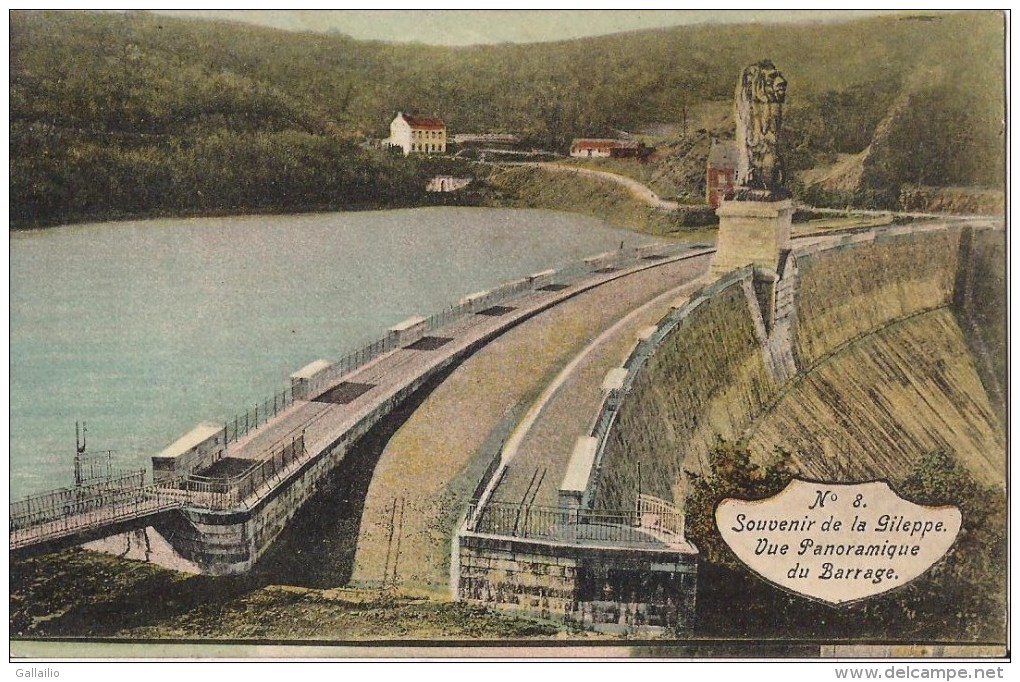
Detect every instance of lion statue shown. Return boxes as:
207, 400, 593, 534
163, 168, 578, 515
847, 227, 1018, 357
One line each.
734, 60, 788, 198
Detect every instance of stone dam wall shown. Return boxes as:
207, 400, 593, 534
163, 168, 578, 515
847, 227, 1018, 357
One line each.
793, 228, 961, 366
594, 223, 1005, 512
952, 227, 1007, 423
596, 274, 779, 510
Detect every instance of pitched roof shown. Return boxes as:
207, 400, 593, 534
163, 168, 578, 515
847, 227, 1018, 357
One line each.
708, 140, 739, 168
571, 138, 640, 151
401, 113, 446, 130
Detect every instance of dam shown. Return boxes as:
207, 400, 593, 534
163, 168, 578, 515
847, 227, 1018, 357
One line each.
8, 214, 1004, 636
453, 218, 1005, 633
8, 241, 709, 572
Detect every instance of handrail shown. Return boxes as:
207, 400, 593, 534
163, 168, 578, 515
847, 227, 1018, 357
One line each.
12, 242, 692, 547
231, 242, 689, 434
466, 500, 684, 547
9, 481, 187, 546
180, 434, 306, 510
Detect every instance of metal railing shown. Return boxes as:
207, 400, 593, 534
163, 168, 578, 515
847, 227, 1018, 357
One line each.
422, 304, 468, 336
74, 448, 115, 486
224, 385, 298, 444
470, 451, 503, 503
182, 434, 306, 510
10, 481, 186, 547
223, 242, 686, 442
636, 493, 685, 538
467, 501, 683, 547
10, 469, 147, 531
303, 337, 399, 400
10, 430, 299, 545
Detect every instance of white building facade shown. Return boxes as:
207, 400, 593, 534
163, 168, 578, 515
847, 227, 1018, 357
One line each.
388, 112, 447, 156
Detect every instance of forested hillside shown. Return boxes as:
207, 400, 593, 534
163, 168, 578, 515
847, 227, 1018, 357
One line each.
10, 10, 1005, 228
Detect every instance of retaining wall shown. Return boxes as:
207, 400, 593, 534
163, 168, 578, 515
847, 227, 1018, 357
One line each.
594, 222, 1005, 512
457, 533, 697, 634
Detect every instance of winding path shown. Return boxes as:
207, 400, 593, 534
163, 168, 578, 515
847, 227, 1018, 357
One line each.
502, 162, 1002, 224
505, 161, 681, 210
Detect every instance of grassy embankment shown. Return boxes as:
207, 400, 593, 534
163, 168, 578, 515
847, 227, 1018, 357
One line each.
10, 549, 560, 640
349, 257, 710, 593
562, 158, 675, 198
478, 164, 716, 238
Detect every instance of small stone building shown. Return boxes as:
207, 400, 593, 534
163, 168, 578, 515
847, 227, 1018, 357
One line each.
426, 176, 471, 192
570, 138, 644, 159
707, 138, 739, 207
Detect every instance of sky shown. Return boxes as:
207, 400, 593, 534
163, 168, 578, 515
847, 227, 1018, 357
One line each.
153, 10, 901, 47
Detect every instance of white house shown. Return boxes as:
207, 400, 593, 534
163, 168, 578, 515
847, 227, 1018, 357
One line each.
388, 112, 447, 156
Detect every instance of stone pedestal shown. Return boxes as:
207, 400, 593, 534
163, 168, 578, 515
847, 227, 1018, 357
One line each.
710, 199, 794, 277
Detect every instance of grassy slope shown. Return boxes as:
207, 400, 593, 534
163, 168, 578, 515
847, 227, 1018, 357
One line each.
479, 165, 716, 237
10, 549, 559, 640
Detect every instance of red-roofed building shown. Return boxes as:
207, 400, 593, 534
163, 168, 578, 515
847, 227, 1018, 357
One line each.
570, 138, 643, 159
706, 138, 739, 208
388, 112, 448, 156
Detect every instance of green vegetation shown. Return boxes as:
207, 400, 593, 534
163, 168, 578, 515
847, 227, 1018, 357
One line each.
477, 165, 715, 236
562, 158, 675, 199
686, 442, 1006, 642
10, 10, 1005, 228
9, 549, 559, 640
9, 122, 481, 228
685, 439, 796, 568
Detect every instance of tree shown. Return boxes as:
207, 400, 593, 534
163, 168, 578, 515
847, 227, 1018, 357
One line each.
684, 438, 794, 567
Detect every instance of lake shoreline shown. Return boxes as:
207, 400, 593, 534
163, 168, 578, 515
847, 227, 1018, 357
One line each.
10, 163, 713, 237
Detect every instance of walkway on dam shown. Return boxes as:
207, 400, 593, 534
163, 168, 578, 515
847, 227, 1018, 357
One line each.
349, 252, 713, 590
222, 246, 712, 478
9, 485, 189, 553
10, 242, 709, 555
485, 275, 708, 511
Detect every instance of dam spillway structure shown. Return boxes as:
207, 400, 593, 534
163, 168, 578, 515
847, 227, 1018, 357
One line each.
454, 217, 1005, 634
453, 61, 1006, 635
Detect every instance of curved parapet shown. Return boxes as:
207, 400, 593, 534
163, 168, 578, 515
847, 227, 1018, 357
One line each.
591, 221, 1005, 514
591, 266, 779, 510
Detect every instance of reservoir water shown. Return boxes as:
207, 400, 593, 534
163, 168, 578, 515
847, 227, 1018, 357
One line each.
10, 207, 661, 498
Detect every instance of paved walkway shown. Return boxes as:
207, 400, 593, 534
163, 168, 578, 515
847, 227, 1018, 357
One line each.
488, 271, 709, 511
10, 244, 707, 553
350, 252, 712, 591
